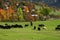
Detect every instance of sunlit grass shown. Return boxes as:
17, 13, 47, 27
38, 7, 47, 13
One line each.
0, 20, 60, 40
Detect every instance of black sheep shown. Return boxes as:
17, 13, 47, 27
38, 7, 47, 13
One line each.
38, 27, 41, 31
18, 25, 23, 28
55, 27, 60, 30
0, 25, 4, 29
55, 25, 60, 30
3, 24, 11, 29
12, 24, 18, 28
38, 24, 45, 27
33, 26, 36, 30
25, 24, 29, 27
57, 25, 60, 28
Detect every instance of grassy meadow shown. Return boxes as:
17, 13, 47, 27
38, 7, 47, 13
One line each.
0, 20, 60, 40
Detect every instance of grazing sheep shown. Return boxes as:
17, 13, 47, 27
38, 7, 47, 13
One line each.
0, 25, 4, 29
33, 26, 36, 30
11, 25, 15, 28
11, 24, 23, 28
38, 27, 41, 31
18, 25, 23, 28
25, 24, 29, 27
38, 24, 45, 27
38, 24, 48, 30
42, 26, 47, 30
12, 24, 18, 28
55, 25, 60, 30
3, 24, 11, 29
55, 27, 60, 30
57, 25, 60, 27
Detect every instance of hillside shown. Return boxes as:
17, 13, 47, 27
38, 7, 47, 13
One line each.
1, 0, 60, 8
29, 0, 60, 8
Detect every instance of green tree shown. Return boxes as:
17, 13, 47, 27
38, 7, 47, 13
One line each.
40, 7, 52, 16
17, 7, 24, 21
39, 7, 52, 21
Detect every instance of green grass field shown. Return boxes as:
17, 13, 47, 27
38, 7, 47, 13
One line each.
0, 20, 60, 40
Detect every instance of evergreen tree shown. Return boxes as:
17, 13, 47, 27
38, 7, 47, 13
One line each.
0, 1, 3, 8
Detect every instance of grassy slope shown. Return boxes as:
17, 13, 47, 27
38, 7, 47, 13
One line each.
35, 5, 60, 15
0, 20, 60, 40
50, 11, 60, 15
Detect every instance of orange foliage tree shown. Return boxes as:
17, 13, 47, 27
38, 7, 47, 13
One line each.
6, 5, 15, 21
0, 8, 7, 21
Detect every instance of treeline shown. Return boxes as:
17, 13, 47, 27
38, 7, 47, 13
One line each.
0, 1, 59, 22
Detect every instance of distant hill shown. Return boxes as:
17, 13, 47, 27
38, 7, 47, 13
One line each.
31, 0, 60, 8
2, 0, 60, 8
44, 0, 60, 8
